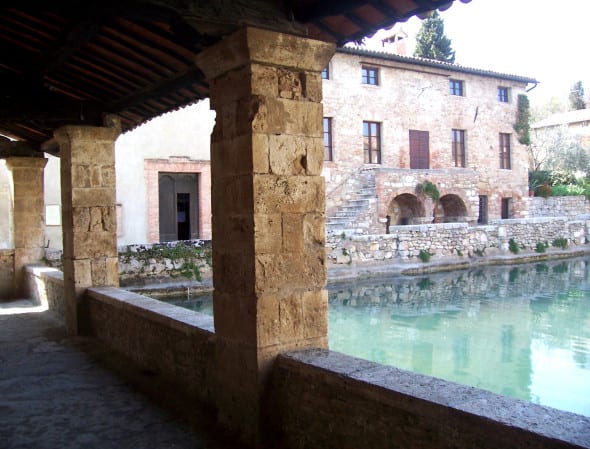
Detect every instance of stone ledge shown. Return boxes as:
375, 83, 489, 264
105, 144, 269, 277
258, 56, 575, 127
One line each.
87, 286, 214, 334
278, 348, 590, 448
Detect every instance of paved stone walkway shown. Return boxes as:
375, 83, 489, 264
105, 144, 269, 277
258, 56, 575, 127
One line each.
0, 301, 243, 449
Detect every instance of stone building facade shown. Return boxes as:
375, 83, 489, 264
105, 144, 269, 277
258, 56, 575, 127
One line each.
322, 47, 536, 235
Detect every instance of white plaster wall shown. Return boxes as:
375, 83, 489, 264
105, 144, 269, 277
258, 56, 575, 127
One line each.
0, 160, 13, 249
44, 154, 62, 249
115, 100, 215, 245
37, 100, 215, 250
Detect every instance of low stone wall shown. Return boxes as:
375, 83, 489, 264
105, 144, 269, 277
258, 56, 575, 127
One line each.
270, 349, 590, 449
328, 217, 589, 264
23, 264, 590, 448
24, 265, 64, 314
44, 240, 213, 286
0, 249, 14, 298
528, 195, 590, 219
85, 287, 215, 403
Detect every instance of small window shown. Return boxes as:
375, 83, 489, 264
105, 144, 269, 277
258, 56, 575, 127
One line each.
498, 86, 509, 102
478, 196, 488, 224
321, 66, 329, 80
362, 66, 379, 85
501, 198, 512, 219
449, 79, 464, 96
323, 117, 333, 161
363, 121, 381, 164
452, 129, 466, 167
499, 133, 511, 169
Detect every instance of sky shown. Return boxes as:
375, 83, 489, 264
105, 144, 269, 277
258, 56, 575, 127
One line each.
365, 0, 590, 108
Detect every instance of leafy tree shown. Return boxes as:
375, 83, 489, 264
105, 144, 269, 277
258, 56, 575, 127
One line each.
513, 94, 531, 146
569, 81, 586, 110
534, 126, 590, 177
414, 11, 455, 63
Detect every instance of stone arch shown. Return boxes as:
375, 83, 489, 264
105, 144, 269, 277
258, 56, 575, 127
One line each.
388, 193, 425, 225
437, 194, 468, 223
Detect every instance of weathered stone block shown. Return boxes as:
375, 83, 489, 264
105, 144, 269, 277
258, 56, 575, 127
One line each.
282, 213, 304, 252
302, 289, 328, 340
72, 187, 115, 207
253, 175, 325, 214
254, 213, 282, 253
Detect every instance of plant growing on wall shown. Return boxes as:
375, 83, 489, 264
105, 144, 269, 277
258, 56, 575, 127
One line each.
508, 238, 519, 254
513, 94, 531, 146
415, 181, 440, 202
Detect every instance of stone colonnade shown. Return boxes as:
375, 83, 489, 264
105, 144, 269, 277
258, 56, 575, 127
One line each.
5, 27, 334, 446
195, 28, 334, 444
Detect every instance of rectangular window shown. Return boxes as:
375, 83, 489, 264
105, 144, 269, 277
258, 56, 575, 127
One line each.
363, 121, 381, 164
321, 66, 329, 80
499, 133, 511, 169
449, 79, 464, 96
501, 198, 511, 219
498, 86, 509, 102
323, 117, 333, 161
409, 130, 429, 169
451, 129, 466, 167
362, 66, 379, 85
478, 196, 488, 225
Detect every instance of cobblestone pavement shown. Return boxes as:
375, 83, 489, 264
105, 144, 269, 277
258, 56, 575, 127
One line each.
0, 301, 243, 449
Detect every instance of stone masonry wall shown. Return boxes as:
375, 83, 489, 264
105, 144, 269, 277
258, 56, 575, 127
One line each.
322, 51, 530, 227
328, 217, 588, 264
0, 249, 14, 298
528, 195, 590, 218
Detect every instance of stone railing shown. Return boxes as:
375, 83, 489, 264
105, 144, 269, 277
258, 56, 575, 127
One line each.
327, 217, 590, 264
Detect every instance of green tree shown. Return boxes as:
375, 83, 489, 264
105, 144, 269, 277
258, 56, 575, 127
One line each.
514, 94, 531, 146
413, 11, 455, 63
569, 81, 586, 110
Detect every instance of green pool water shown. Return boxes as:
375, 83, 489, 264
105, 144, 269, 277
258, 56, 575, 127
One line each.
163, 257, 590, 417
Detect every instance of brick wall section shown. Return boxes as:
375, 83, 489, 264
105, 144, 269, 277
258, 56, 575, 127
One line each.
144, 158, 211, 243
323, 51, 530, 232
328, 217, 589, 263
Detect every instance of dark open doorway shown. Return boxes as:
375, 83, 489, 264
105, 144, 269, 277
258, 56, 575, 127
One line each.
158, 173, 199, 242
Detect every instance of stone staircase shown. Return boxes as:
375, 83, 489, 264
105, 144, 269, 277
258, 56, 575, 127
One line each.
326, 170, 377, 235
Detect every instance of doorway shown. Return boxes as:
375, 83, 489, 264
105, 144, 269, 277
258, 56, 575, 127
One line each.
158, 173, 199, 242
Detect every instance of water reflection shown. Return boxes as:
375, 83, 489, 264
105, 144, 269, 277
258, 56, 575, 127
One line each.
328, 258, 590, 416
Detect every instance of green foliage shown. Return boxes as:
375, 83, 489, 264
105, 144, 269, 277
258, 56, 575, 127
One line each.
419, 249, 433, 263
552, 238, 568, 249
474, 248, 485, 257
456, 249, 463, 257
513, 94, 531, 146
413, 11, 455, 63
535, 242, 548, 253
508, 238, 519, 254
569, 81, 586, 110
416, 180, 440, 201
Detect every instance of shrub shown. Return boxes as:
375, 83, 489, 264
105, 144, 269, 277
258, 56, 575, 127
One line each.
537, 182, 552, 198
419, 249, 433, 263
552, 238, 568, 249
508, 238, 519, 254
535, 242, 548, 253
416, 181, 440, 201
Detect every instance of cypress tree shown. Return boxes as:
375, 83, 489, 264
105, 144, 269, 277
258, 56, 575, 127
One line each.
414, 11, 455, 63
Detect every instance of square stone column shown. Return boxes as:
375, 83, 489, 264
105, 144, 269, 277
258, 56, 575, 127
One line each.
5, 157, 48, 297
54, 119, 120, 334
196, 27, 335, 445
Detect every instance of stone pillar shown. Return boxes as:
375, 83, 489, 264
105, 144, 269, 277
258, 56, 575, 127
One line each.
5, 157, 48, 297
54, 119, 120, 334
196, 27, 335, 445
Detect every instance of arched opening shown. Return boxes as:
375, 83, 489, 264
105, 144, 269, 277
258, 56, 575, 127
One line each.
438, 194, 468, 223
388, 193, 425, 225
